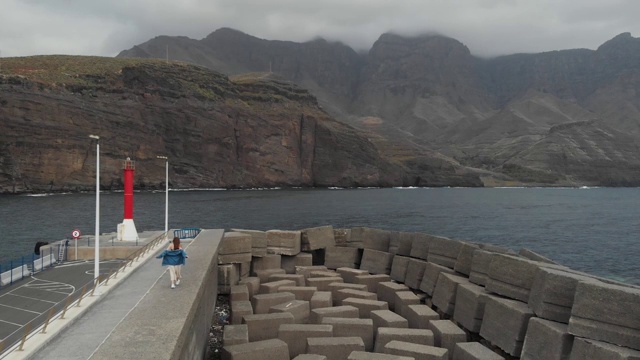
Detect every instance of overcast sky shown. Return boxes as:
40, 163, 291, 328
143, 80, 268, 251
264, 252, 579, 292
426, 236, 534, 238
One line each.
1, 0, 639, 58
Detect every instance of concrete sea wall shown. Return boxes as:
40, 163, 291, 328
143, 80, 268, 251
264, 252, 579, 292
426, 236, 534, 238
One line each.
218, 226, 640, 360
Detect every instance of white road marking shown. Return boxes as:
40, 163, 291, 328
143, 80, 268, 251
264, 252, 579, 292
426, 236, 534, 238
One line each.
3, 293, 57, 304
0, 302, 41, 315
0, 318, 22, 327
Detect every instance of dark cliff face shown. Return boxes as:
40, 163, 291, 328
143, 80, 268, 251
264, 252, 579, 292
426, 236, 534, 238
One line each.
0, 56, 438, 193
71, 30, 640, 186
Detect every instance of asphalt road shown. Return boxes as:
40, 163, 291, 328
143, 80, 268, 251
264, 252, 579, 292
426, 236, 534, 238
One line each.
0, 260, 123, 344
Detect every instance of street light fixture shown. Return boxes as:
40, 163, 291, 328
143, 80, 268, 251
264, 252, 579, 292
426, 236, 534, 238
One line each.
157, 156, 169, 240
89, 135, 100, 285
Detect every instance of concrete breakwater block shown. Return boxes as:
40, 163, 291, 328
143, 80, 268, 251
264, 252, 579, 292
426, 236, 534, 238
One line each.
322, 317, 375, 351
429, 320, 467, 359
520, 318, 573, 360
219, 263, 241, 294
296, 265, 329, 279
349, 351, 414, 360
528, 267, 595, 323
220, 232, 252, 253
569, 337, 640, 360
294, 355, 328, 360
479, 297, 535, 357
311, 305, 360, 324
485, 254, 541, 302
279, 286, 318, 301
371, 310, 409, 333
389, 232, 414, 256
230, 285, 249, 303
326, 247, 362, 269
355, 274, 391, 293
377, 282, 410, 311
278, 324, 334, 358
384, 340, 448, 360
374, 327, 435, 353
334, 228, 351, 246
223, 324, 249, 346
221, 338, 289, 360
335, 289, 377, 306
390, 255, 410, 283
405, 258, 428, 290
360, 249, 394, 275
419, 262, 456, 296
519, 248, 557, 264
307, 276, 344, 291
427, 236, 464, 269
454, 243, 480, 276
311, 270, 341, 278
307, 337, 366, 360
266, 230, 302, 256
405, 304, 440, 330
329, 282, 369, 304
468, 250, 493, 286
253, 254, 282, 273
260, 279, 297, 294
242, 312, 295, 342
452, 283, 495, 333
252, 292, 296, 314
255, 269, 286, 283
342, 298, 389, 319
568, 280, 640, 351
310, 291, 333, 309
240, 261, 251, 279
270, 299, 311, 324
394, 291, 421, 319
432, 273, 471, 316
282, 253, 313, 274
351, 227, 391, 251
231, 229, 267, 257
410, 233, 432, 260
301, 225, 336, 251
269, 273, 306, 287
231, 300, 253, 325
238, 277, 260, 299
336, 267, 369, 284
452, 342, 504, 360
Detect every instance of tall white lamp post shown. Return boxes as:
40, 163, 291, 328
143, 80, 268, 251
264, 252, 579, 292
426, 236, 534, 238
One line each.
89, 135, 100, 284
157, 156, 169, 240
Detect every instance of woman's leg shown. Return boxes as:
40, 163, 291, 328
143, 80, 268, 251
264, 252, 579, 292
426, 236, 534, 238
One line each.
168, 266, 177, 287
175, 265, 182, 284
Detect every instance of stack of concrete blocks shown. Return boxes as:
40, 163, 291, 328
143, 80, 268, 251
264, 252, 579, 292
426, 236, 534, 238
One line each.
218, 232, 252, 294
519, 248, 558, 264
223, 324, 249, 346
221, 227, 640, 360
221, 338, 289, 360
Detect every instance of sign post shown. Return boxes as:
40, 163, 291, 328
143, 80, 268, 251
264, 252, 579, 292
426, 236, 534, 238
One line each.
72, 229, 81, 261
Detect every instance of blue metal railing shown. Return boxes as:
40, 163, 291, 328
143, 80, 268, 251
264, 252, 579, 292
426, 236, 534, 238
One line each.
173, 228, 201, 239
0, 244, 61, 288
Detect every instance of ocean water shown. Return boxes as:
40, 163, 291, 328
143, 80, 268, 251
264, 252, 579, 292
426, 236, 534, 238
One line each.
0, 187, 638, 285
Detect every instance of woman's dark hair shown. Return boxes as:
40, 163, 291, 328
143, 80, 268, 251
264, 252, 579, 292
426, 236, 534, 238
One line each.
172, 237, 181, 250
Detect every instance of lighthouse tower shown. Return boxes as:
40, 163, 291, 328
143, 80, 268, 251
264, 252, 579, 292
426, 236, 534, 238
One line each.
118, 157, 139, 241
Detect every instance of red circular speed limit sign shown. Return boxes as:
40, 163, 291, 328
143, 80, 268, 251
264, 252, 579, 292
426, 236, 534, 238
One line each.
72, 229, 81, 239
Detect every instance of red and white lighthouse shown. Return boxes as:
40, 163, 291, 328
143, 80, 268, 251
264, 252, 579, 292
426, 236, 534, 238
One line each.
118, 157, 139, 241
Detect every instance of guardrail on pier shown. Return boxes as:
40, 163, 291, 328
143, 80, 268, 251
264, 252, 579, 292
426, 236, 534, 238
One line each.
0, 245, 60, 288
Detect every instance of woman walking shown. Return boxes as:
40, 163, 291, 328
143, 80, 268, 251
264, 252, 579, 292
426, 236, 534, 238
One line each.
156, 237, 188, 289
